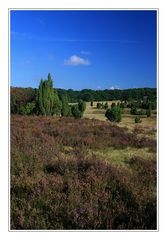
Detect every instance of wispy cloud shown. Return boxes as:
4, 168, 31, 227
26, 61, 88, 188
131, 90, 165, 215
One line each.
80, 51, 92, 55
64, 55, 91, 66
11, 32, 139, 44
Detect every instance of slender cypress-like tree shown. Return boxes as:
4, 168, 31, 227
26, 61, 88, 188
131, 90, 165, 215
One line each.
38, 74, 61, 116
38, 79, 46, 115
60, 94, 70, 117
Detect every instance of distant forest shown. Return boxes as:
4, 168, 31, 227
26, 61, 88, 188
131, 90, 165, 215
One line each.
11, 85, 156, 115
11, 87, 156, 103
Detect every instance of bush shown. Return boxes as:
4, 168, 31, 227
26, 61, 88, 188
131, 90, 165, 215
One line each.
130, 107, 138, 115
60, 95, 71, 117
71, 105, 82, 119
135, 116, 142, 123
111, 102, 116, 108
120, 102, 125, 108
97, 102, 102, 109
105, 106, 122, 122
78, 100, 86, 113
20, 102, 36, 115
104, 102, 108, 109
146, 109, 151, 117
131, 107, 145, 116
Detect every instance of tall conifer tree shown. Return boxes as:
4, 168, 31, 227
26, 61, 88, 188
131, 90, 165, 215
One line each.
38, 74, 60, 116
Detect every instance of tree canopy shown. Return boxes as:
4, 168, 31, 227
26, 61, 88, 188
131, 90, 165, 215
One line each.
38, 74, 61, 116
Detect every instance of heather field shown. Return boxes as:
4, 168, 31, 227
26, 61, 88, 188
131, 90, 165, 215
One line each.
10, 10, 157, 231
11, 115, 157, 230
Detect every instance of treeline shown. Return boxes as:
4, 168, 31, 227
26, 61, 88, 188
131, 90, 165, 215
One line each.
11, 74, 156, 116
57, 88, 156, 102
11, 87, 156, 108
11, 74, 86, 118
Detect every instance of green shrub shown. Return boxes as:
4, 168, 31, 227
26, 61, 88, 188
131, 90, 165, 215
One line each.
146, 109, 151, 117
78, 100, 86, 113
105, 106, 122, 122
38, 74, 61, 116
71, 105, 82, 119
135, 116, 142, 123
130, 107, 138, 115
60, 95, 71, 117
120, 102, 125, 108
20, 102, 36, 115
97, 102, 102, 109
104, 102, 108, 109
111, 102, 116, 108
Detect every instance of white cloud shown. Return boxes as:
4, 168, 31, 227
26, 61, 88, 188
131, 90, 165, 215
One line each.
109, 86, 115, 90
109, 85, 120, 90
64, 55, 91, 66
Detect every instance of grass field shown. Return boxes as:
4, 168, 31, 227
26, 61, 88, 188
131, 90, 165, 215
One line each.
84, 101, 157, 139
11, 114, 157, 230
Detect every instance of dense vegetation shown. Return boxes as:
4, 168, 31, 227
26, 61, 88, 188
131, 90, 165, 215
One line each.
56, 88, 156, 102
38, 74, 61, 116
10, 74, 157, 229
105, 106, 122, 122
11, 74, 86, 118
11, 115, 156, 230
11, 86, 156, 115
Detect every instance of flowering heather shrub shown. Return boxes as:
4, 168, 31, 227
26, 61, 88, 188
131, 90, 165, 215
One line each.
11, 115, 157, 230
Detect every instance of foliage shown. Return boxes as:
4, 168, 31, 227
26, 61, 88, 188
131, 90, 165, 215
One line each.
104, 102, 108, 109
56, 88, 157, 102
97, 102, 101, 109
135, 116, 142, 123
105, 106, 122, 122
78, 100, 86, 116
146, 109, 151, 117
11, 87, 36, 114
38, 74, 61, 116
11, 87, 157, 114
20, 102, 36, 115
60, 94, 71, 117
117, 102, 120, 107
142, 99, 156, 110
130, 107, 138, 115
120, 102, 125, 108
52, 91, 62, 116
111, 102, 116, 108
97, 102, 105, 109
70, 100, 86, 119
71, 105, 82, 119
130, 107, 145, 116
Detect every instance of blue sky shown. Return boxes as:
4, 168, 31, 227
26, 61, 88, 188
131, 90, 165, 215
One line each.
10, 10, 157, 90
